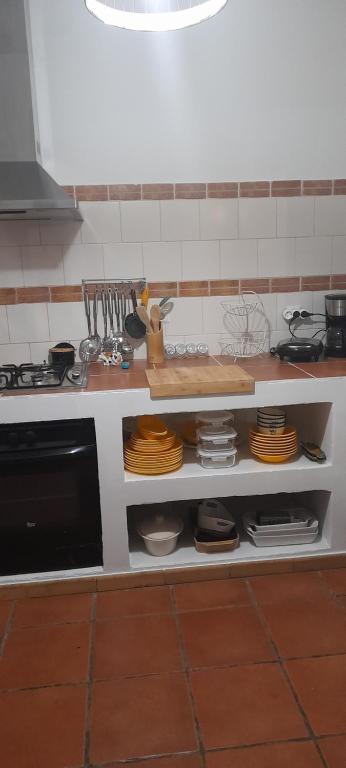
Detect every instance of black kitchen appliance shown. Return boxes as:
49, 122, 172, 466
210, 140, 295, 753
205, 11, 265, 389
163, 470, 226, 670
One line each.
0, 418, 102, 576
0, 362, 88, 391
270, 337, 324, 362
325, 294, 346, 357
49, 342, 76, 367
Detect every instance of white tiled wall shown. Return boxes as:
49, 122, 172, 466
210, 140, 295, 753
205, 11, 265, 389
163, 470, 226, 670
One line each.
0, 195, 345, 363
0, 290, 336, 364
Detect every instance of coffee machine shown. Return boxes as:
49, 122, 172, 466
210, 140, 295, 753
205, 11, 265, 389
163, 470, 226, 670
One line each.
325, 294, 346, 357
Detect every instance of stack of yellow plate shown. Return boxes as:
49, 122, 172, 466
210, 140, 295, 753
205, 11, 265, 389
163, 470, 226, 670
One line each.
124, 416, 183, 475
249, 425, 298, 463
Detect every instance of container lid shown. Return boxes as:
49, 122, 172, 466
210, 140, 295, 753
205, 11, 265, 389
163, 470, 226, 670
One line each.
197, 446, 237, 458
196, 410, 234, 426
137, 513, 183, 541
197, 425, 237, 440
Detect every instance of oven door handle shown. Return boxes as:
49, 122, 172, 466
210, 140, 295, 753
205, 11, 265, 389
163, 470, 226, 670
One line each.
0, 444, 96, 463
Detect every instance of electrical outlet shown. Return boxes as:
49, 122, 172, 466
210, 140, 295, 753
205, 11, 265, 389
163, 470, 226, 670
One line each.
282, 305, 301, 322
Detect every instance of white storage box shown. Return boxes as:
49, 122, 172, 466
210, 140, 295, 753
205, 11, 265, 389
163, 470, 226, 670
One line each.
197, 446, 237, 469
244, 511, 319, 547
197, 499, 235, 536
245, 508, 314, 533
246, 527, 319, 547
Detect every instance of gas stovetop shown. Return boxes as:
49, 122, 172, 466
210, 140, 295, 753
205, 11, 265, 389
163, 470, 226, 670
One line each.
0, 362, 88, 391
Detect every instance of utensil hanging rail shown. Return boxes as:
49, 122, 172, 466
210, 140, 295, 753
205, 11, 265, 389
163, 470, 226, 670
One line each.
82, 278, 146, 297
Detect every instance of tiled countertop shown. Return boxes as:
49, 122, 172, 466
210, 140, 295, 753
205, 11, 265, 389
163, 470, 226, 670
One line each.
86, 355, 346, 392
3, 355, 346, 397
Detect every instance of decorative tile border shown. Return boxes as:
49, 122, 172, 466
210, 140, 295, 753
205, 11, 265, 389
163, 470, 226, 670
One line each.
62, 180, 346, 201
1, 276, 346, 304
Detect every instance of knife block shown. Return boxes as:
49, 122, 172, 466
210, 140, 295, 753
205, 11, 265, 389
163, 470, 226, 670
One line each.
146, 327, 164, 364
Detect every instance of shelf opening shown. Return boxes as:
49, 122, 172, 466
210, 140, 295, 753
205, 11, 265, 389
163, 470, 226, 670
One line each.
127, 490, 332, 570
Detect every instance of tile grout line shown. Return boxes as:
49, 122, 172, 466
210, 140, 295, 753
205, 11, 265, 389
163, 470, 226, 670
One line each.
90, 737, 330, 767
4, 647, 346, 696
93, 749, 201, 767
287, 362, 316, 378
170, 585, 206, 767
245, 579, 329, 768
83, 592, 97, 768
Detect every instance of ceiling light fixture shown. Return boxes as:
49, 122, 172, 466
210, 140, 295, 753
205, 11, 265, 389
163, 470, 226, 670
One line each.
85, 0, 228, 32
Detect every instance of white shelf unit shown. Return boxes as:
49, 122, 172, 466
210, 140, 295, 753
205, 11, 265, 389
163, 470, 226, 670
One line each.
129, 534, 331, 570
128, 490, 332, 570
125, 400, 334, 570
124, 401, 333, 506
125, 448, 333, 505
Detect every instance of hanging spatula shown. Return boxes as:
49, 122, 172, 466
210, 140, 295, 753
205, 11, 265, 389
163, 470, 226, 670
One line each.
150, 304, 161, 333
136, 305, 152, 334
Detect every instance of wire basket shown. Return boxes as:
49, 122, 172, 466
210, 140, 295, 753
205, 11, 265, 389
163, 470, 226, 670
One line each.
219, 331, 268, 358
222, 291, 260, 317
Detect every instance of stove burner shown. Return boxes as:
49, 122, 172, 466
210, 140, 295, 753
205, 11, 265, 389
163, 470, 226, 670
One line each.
0, 362, 88, 391
31, 368, 59, 386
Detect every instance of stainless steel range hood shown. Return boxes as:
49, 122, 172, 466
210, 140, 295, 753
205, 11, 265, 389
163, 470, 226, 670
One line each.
0, 1, 81, 221
0, 162, 80, 221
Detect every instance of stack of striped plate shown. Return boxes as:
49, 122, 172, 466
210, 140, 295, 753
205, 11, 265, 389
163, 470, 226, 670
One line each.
124, 416, 183, 475
249, 425, 298, 463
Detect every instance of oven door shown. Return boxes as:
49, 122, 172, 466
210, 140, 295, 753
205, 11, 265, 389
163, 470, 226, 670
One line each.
0, 445, 103, 575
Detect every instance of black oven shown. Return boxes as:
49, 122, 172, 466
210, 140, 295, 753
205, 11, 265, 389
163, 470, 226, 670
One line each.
0, 418, 103, 576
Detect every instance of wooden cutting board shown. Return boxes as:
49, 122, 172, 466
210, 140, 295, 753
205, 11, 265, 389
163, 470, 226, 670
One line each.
145, 364, 255, 398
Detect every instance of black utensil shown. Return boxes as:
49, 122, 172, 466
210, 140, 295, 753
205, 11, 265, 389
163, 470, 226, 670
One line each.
124, 289, 146, 339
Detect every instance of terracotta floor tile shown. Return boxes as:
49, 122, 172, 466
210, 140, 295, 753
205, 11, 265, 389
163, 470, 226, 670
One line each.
102, 755, 203, 768
318, 735, 346, 767
206, 741, 323, 768
191, 664, 307, 749
180, 606, 275, 668
0, 684, 86, 768
250, 571, 329, 605
0, 623, 90, 689
286, 655, 346, 735
250, 572, 346, 657
94, 614, 181, 679
90, 673, 197, 763
320, 568, 346, 594
174, 578, 249, 612
96, 585, 172, 619
257, 597, 346, 658
13, 593, 93, 628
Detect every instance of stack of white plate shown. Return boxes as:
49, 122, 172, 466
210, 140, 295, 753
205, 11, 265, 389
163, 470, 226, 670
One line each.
244, 509, 319, 546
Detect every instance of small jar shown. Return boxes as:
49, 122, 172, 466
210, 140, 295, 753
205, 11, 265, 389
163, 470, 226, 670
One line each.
197, 343, 209, 356
175, 343, 187, 357
164, 344, 176, 358
186, 343, 197, 357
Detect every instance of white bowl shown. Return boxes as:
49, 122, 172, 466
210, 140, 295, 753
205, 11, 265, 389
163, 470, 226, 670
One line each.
139, 531, 181, 556
137, 514, 183, 557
